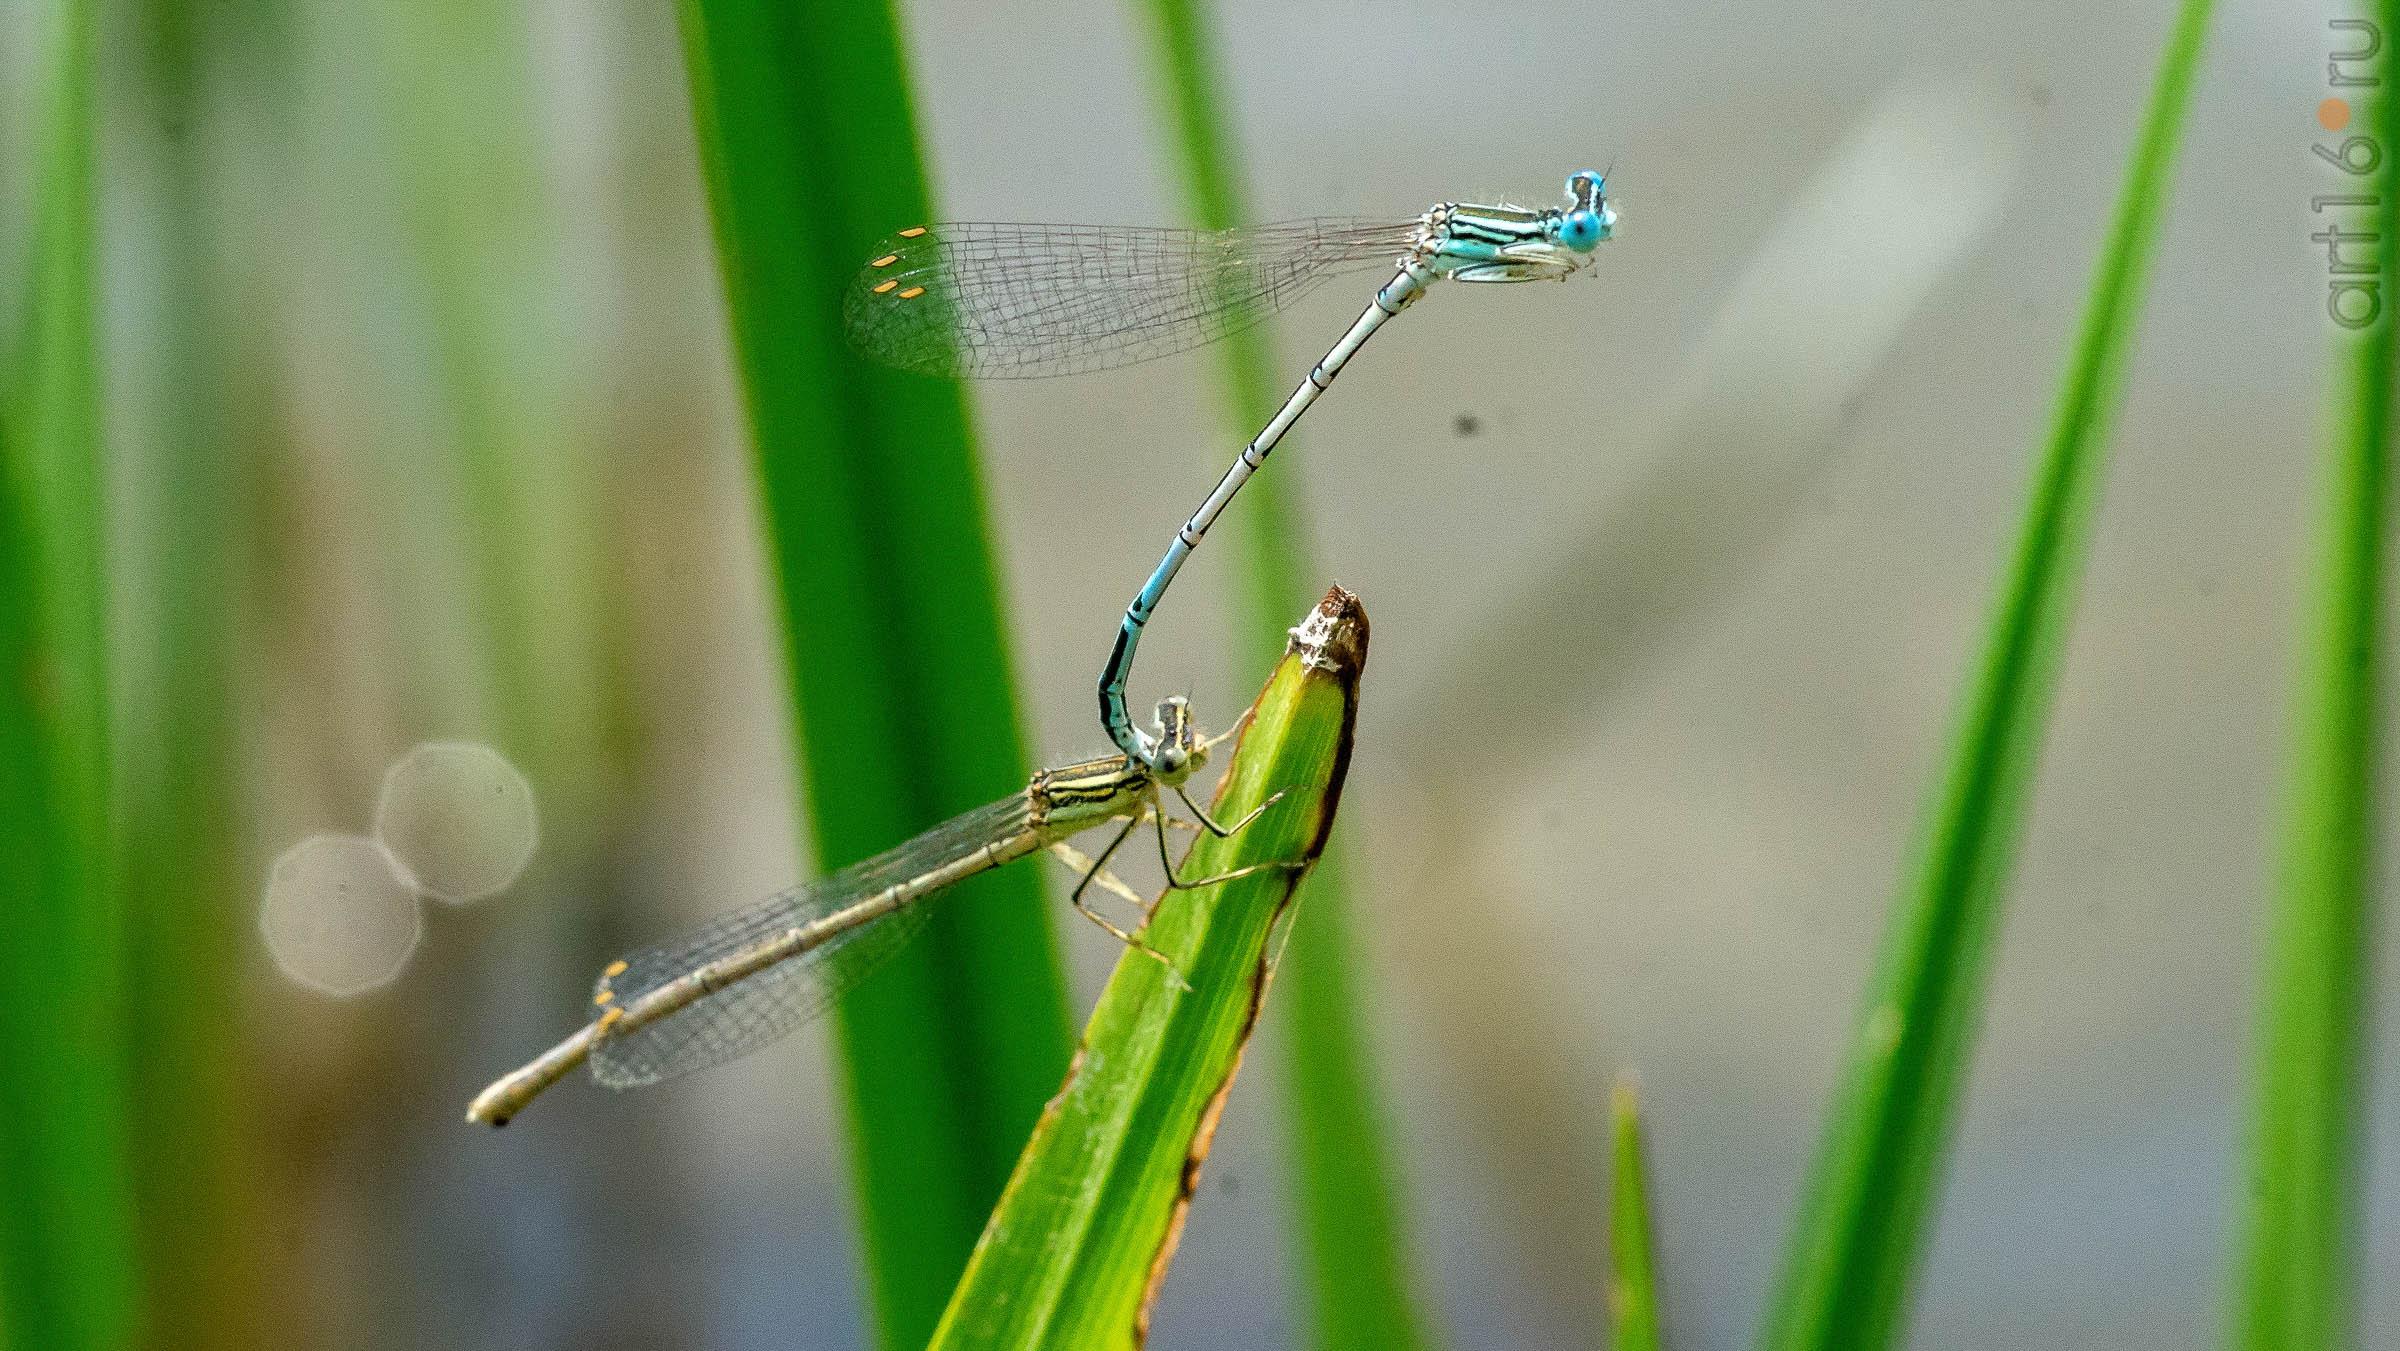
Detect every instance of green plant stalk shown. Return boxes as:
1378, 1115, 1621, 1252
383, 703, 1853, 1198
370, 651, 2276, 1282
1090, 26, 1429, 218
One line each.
0, 0, 141, 1346
2229, 8, 2395, 1344
1609, 1078, 1663, 1351
1761, 2, 2215, 1347
116, 0, 267, 1344
674, 3, 1073, 1345
1135, 0, 1311, 666
364, 0, 608, 788
7, 0, 105, 817
1134, 6, 1431, 1348
929, 587, 1368, 1351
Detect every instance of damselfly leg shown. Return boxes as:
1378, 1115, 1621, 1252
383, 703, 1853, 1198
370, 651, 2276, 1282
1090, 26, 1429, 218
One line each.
1067, 813, 1191, 988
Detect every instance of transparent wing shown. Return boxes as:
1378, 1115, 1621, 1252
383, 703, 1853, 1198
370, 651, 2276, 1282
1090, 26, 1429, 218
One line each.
589, 795, 1035, 1089
842, 219, 1419, 379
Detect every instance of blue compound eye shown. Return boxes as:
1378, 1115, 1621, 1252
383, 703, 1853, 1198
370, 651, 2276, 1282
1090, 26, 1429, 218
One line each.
1558, 208, 1603, 252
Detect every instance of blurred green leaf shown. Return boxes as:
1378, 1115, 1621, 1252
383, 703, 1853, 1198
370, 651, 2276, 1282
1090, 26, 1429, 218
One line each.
2229, 6, 2394, 1344
673, 2, 1073, 1345
1761, 2, 2215, 1346
1133, 0, 1309, 653
0, 0, 140, 1346
368, 0, 609, 765
1609, 1078, 1662, 1351
1133, 6, 1433, 1348
930, 588, 1366, 1351
114, 1, 268, 1345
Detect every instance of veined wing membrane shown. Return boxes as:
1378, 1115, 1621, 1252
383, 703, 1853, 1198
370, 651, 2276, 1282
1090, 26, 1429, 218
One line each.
590, 795, 1034, 1088
842, 219, 1416, 379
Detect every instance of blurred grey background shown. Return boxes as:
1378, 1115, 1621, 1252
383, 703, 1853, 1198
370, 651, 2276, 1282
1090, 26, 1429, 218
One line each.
27, 0, 2396, 1343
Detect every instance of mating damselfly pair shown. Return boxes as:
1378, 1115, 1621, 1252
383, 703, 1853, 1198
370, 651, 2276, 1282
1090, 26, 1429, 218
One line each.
470, 173, 1616, 1123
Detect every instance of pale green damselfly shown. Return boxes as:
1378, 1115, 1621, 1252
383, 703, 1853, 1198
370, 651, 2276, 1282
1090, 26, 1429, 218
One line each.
467, 698, 1285, 1126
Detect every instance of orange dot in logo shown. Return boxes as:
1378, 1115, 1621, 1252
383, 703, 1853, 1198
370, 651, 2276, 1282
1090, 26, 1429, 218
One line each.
2319, 97, 2351, 130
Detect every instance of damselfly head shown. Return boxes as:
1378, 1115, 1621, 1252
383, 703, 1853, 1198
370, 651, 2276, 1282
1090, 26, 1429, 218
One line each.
1545, 171, 1617, 256
1150, 696, 1208, 781
1431, 175, 1614, 282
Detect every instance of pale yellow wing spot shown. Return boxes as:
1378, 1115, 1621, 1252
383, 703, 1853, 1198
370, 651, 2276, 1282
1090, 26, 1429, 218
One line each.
898, 286, 926, 299
898, 226, 928, 238
603, 959, 628, 978
872, 279, 898, 294
594, 988, 614, 1006
870, 253, 899, 268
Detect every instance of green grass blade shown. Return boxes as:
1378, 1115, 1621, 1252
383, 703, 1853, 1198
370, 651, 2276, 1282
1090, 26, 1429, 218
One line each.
5, 4, 106, 795
1133, 7, 1433, 1348
1135, 0, 1309, 647
1609, 1078, 1663, 1351
1270, 853, 1427, 1345
2228, 9, 2395, 1344
929, 587, 1368, 1351
0, 0, 140, 1346
113, 1, 270, 1343
673, 3, 1073, 1345
1761, 3, 2215, 1346
367, 0, 569, 756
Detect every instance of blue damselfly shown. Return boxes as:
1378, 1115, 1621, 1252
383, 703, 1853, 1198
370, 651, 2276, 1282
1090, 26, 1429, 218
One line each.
845, 172, 1617, 772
